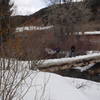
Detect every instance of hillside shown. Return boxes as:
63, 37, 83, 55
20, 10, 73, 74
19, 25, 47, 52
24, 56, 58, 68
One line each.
10, 15, 31, 28
19, 6, 100, 31
1, 5, 99, 60
10, 4, 100, 31
1, 4, 100, 60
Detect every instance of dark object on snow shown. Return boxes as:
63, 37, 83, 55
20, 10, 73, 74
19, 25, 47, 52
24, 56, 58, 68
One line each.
69, 46, 76, 57
53, 47, 60, 53
52, 47, 61, 58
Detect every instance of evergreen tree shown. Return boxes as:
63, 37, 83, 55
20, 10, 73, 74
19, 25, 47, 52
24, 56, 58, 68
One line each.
86, 0, 100, 13
0, 0, 13, 43
89, 0, 100, 8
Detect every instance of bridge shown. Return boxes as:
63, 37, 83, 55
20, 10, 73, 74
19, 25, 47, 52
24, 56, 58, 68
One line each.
35, 53, 100, 72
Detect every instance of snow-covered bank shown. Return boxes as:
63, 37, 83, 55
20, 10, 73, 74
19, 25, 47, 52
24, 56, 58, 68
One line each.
1, 53, 100, 71
39, 53, 100, 68
16, 25, 53, 32
84, 31, 100, 35
18, 71, 100, 100
65, 77, 100, 100
72, 63, 95, 72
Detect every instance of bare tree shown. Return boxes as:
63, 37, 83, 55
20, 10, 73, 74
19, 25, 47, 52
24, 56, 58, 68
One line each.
0, 1, 45, 100
0, 57, 41, 100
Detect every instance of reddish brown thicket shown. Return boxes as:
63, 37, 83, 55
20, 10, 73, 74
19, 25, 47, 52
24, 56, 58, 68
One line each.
1, 29, 100, 60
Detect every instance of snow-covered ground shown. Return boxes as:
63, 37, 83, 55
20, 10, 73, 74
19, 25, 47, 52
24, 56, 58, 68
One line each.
15, 71, 100, 100
73, 31, 100, 35
0, 55, 100, 100
84, 31, 100, 35
86, 51, 100, 55
16, 25, 53, 32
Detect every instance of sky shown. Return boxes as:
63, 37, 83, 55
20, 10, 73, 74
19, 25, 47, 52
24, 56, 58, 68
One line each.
12, 0, 46, 15
11, 0, 82, 15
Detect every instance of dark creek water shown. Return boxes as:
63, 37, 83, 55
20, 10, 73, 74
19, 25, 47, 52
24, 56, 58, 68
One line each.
56, 63, 100, 82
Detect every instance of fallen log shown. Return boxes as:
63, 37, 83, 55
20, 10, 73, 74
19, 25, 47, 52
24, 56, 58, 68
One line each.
36, 53, 100, 72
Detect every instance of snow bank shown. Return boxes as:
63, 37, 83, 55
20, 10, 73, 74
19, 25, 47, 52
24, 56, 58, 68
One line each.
39, 53, 100, 68
72, 63, 95, 72
16, 25, 53, 32
2, 53, 100, 70
22, 72, 88, 100
16, 71, 100, 100
86, 51, 100, 55
65, 77, 100, 100
84, 31, 100, 35
72, 31, 100, 35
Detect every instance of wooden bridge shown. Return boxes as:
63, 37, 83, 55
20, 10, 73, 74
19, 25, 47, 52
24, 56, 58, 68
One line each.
36, 53, 100, 72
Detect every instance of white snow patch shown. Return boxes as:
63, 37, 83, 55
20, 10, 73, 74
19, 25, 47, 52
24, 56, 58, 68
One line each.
74, 31, 100, 35
72, 63, 95, 72
16, 26, 53, 32
45, 48, 56, 55
84, 31, 100, 35
39, 53, 100, 68
86, 51, 100, 55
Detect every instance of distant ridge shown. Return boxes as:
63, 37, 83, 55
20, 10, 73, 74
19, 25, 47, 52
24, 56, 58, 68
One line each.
11, 4, 100, 31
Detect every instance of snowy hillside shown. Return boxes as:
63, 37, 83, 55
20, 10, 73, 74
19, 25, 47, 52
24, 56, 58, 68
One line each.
14, 71, 100, 100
